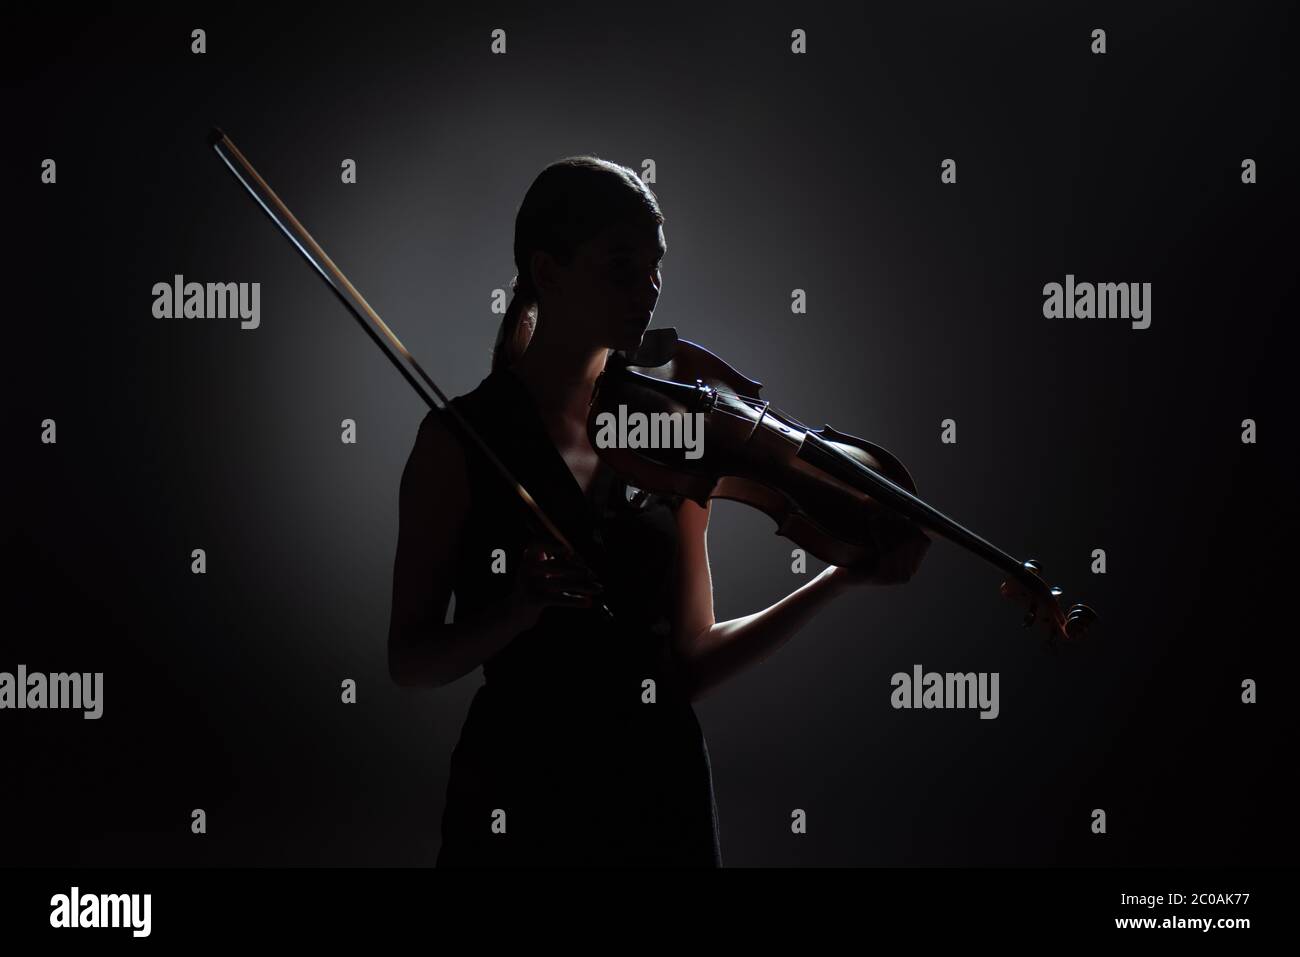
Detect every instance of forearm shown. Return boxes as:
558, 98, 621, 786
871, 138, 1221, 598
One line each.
389, 603, 540, 688
679, 566, 849, 701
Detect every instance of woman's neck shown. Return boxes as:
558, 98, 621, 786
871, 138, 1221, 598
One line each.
509, 328, 609, 425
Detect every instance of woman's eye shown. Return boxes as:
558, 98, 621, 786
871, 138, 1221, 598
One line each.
609, 261, 662, 284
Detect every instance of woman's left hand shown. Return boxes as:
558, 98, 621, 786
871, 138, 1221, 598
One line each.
828, 518, 932, 587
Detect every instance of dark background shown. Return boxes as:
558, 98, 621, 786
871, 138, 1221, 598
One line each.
4, 1, 1293, 866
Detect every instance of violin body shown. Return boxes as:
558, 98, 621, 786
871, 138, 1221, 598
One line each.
588, 335, 923, 569
588, 329, 1098, 643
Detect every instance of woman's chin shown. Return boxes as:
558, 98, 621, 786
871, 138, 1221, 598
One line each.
613, 326, 647, 352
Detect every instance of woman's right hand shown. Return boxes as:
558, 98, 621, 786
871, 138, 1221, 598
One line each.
508, 542, 605, 620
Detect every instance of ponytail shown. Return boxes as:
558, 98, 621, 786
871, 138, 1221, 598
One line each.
491, 277, 537, 372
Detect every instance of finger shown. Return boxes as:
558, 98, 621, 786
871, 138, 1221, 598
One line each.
545, 590, 598, 607
532, 566, 603, 588
521, 544, 553, 569
523, 578, 601, 605
526, 543, 593, 572
521, 547, 582, 569
525, 574, 603, 599
540, 567, 604, 585
536, 554, 598, 573
542, 579, 604, 596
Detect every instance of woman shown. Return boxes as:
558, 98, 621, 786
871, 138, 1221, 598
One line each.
387, 156, 931, 867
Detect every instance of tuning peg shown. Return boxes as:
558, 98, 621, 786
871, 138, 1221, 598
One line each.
1064, 603, 1098, 640
1022, 559, 1041, 574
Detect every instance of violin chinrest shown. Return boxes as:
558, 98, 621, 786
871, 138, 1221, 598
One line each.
616, 326, 679, 367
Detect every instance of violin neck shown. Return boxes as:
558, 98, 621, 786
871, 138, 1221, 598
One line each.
800, 431, 1024, 578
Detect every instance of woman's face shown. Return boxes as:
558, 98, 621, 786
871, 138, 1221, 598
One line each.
533, 218, 666, 353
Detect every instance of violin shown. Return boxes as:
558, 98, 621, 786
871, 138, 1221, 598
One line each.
588, 329, 1097, 644
208, 128, 1096, 644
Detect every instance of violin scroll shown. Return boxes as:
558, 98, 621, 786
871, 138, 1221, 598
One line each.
999, 559, 1098, 643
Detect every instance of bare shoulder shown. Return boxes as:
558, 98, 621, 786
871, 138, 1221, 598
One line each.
415, 407, 465, 456
402, 409, 470, 508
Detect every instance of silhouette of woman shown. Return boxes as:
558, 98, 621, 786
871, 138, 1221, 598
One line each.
387, 156, 931, 867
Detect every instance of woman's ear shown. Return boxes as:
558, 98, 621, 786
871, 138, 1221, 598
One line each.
529, 248, 558, 301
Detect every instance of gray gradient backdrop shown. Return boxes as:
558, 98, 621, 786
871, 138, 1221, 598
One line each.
6, 1, 1293, 866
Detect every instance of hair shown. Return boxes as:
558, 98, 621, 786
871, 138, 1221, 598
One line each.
491, 156, 664, 372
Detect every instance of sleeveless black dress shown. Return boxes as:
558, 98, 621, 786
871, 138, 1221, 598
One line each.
434, 353, 723, 867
